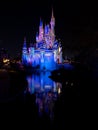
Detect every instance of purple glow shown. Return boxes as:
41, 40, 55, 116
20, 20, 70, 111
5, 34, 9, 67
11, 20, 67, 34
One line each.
22, 9, 62, 70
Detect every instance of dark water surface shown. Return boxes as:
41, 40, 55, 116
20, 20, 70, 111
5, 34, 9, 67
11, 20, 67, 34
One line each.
0, 64, 98, 129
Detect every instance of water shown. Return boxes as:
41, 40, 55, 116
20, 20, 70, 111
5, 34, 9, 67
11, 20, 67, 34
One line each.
25, 71, 62, 121
0, 63, 98, 128
24, 69, 81, 128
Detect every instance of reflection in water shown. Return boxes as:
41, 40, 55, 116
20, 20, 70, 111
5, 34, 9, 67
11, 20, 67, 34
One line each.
26, 71, 62, 120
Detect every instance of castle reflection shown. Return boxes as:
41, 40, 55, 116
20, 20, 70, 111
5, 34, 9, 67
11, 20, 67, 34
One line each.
26, 71, 62, 119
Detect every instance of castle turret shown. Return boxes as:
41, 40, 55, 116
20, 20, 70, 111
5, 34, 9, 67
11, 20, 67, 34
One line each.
36, 32, 39, 43
22, 37, 27, 54
50, 9, 55, 47
22, 37, 28, 63
39, 18, 44, 42
50, 8, 55, 29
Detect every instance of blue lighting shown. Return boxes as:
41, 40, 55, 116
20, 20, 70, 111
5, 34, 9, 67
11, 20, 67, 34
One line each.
22, 9, 62, 70
26, 71, 60, 94
26, 71, 62, 119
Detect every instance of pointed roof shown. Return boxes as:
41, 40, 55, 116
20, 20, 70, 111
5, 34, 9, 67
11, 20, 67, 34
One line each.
39, 17, 43, 26
52, 7, 54, 18
51, 7, 55, 24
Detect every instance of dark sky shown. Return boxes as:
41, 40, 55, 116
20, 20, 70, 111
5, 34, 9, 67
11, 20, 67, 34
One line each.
0, 0, 98, 57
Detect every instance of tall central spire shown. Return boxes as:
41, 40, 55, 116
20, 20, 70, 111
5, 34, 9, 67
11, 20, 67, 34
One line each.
50, 7, 55, 29
52, 7, 54, 18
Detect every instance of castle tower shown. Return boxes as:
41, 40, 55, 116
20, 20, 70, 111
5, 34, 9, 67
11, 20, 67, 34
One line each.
38, 18, 44, 42
36, 32, 39, 43
50, 8, 55, 47
44, 24, 51, 48
22, 37, 27, 54
22, 37, 28, 63
50, 8, 55, 29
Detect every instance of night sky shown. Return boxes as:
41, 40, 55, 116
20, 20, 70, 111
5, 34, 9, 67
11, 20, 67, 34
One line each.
0, 0, 98, 57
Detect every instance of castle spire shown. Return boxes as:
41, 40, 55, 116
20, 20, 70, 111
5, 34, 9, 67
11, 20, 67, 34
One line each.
52, 7, 54, 18
50, 7, 55, 25
39, 17, 44, 42
39, 17, 43, 26
22, 37, 27, 62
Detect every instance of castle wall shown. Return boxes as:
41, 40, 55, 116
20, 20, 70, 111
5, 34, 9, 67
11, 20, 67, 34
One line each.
34, 50, 56, 70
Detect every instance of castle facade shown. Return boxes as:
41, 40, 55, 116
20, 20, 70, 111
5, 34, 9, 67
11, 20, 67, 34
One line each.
22, 10, 62, 70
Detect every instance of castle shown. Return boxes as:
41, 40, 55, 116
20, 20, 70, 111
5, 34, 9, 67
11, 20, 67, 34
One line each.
22, 9, 62, 70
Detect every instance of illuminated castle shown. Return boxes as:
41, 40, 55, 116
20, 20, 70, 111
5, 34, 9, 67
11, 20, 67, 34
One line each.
22, 9, 62, 70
